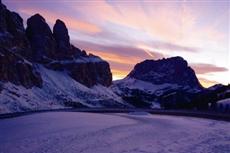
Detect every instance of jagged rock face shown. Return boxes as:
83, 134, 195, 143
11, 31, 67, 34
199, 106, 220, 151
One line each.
46, 57, 112, 87
53, 19, 70, 55
52, 19, 87, 59
0, 2, 7, 32
0, 48, 42, 88
0, 2, 41, 88
69, 61, 112, 87
26, 14, 56, 61
0, 1, 113, 88
0, 2, 30, 57
128, 56, 202, 89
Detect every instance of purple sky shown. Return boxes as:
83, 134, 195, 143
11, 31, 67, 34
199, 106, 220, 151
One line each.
4, 0, 230, 87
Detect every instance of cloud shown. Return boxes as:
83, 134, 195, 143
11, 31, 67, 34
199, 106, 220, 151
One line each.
73, 40, 165, 80
18, 8, 101, 34
149, 41, 199, 52
74, 40, 164, 60
87, 26, 199, 53
191, 63, 228, 74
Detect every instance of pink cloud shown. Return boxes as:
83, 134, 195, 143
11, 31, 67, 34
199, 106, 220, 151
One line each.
19, 8, 101, 34
191, 63, 228, 74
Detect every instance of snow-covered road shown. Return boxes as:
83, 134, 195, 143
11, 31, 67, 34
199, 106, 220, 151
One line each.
0, 112, 229, 153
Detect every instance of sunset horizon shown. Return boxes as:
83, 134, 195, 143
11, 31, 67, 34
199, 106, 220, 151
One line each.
4, 0, 230, 87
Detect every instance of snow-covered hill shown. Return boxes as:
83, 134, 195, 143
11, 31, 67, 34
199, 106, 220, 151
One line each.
111, 57, 203, 109
0, 64, 127, 114
0, 1, 128, 114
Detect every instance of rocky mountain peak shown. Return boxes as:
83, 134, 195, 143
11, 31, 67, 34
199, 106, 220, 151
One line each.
26, 14, 56, 61
27, 14, 46, 26
128, 56, 202, 89
53, 19, 70, 54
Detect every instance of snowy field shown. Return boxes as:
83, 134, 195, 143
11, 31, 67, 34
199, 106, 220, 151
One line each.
0, 112, 229, 153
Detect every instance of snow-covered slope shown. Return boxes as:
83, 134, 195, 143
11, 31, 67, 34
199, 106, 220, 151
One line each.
0, 65, 126, 114
217, 98, 230, 107
112, 78, 181, 96
111, 77, 201, 108
111, 57, 206, 109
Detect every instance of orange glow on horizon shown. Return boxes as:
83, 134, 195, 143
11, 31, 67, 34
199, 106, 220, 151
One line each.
88, 50, 142, 65
111, 69, 128, 80
199, 78, 219, 88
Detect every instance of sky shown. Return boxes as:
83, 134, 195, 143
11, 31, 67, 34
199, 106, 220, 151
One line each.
3, 0, 230, 87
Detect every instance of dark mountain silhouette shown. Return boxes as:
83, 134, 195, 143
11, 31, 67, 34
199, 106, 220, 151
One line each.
128, 56, 203, 89
112, 57, 203, 108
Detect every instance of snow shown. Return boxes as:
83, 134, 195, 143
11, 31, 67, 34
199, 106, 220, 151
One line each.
0, 65, 126, 114
0, 112, 229, 153
112, 77, 179, 95
218, 98, 230, 105
112, 78, 201, 96
16, 58, 32, 66
50, 56, 103, 64
91, 85, 129, 107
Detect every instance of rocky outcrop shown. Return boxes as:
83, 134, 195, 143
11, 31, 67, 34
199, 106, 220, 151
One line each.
52, 19, 87, 59
25, 16, 112, 87
128, 56, 202, 89
26, 14, 56, 61
46, 56, 112, 87
0, 1, 30, 57
68, 61, 112, 87
24, 14, 112, 87
53, 19, 70, 56
0, 48, 42, 88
